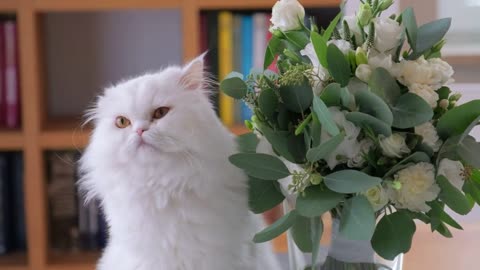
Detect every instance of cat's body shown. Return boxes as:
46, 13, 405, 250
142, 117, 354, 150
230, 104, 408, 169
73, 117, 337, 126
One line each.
79, 56, 279, 270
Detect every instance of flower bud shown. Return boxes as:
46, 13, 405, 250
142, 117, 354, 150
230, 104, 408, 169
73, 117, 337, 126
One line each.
358, 3, 373, 27
309, 173, 323, 185
439, 99, 449, 110
391, 181, 402, 190
355, 64, 373, 82
450, 92, 462, 102
379, 0, 394, 11
244, 120, 254, 130
355, 47, 368, 65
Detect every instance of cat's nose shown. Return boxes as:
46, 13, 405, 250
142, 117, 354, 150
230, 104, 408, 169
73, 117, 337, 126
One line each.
136, 128, 147, 136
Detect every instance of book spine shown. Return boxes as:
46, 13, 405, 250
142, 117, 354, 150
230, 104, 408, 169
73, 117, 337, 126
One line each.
253, 13, 268, 69
0, 22, 5, 128
240, 15, 254, 122
205, 12, 219, 114
0, 154, 7, 254
4, 20, 19, 129
11, 153, 26, 250
233, 15, 243, 124
218, 11, 234, 126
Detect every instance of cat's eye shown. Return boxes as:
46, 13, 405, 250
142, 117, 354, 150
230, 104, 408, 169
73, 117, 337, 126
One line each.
153, 107, 170, 120
115, 116, 131, 128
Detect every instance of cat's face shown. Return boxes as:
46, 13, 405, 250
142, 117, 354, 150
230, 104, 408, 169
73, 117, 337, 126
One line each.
87, 56, 214, 165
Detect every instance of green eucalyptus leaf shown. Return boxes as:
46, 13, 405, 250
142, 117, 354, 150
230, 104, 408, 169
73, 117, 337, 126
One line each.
436, 222, 453, 238
278, 81, 313, 113
264, 36, 283, 69
311, 31, 329, 68
236, 133, 259, 153
428, 200, 463, 230
324, 170, 382, 193
311, 217, 323, 269
253, 210, 297, 243
310, 114, 322, 147
391, 93, 433, 128
437, 175, 471, 215
291, 216, 322, 253
287, 133, 307, 164
327, 44, 352, 87
402, 7, 418, 52
371, 212, 416, 260
412, 18, 452, 58
384, 152, 431, 177
306, 132, 345, 162
368, 67, 401, 105
346, 112, 392, 136
258, 89, 279, 120
323, 12, 343, 41
229, 153, 290, 180
437, 100, 480, 139
312, 96, 340, 136
258, 124, 298, 163
284, 31, 310, 50
248, 177, 285, 214
355, 89, 394, 125
463, 180, 480, 206
456, 136, 480, 168
340, 195, 376, 241
296, 186, 344, 217
320, 83, 343, 106
220, 75, 248, 99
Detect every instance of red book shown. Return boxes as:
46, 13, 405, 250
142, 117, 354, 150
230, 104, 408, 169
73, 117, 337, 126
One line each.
266, 15, 278, 73
4, 20, 20, 129
0, 23, 5, 128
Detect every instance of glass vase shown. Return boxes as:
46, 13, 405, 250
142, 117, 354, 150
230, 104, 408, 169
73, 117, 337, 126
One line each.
283, 201, 403, 270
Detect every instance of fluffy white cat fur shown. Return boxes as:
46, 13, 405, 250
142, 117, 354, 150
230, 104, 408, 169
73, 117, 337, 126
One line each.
79, 55, 280, 270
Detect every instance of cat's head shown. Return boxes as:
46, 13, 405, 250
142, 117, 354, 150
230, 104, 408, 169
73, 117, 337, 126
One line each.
83, 54, 224, 167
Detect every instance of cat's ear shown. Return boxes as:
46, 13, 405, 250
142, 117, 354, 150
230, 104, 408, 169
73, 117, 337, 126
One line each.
179, 52, 207, 91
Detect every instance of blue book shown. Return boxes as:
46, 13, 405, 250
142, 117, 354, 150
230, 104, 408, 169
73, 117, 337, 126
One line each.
240, 15, 253, 122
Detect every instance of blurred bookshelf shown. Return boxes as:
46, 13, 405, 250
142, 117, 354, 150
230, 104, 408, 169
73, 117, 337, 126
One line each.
0, 0, 342, 270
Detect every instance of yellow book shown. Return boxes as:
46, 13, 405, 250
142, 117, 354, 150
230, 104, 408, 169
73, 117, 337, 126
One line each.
218, 11, 235, 126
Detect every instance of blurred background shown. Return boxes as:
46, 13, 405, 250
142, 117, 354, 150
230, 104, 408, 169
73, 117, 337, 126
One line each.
0, 0, 478, 270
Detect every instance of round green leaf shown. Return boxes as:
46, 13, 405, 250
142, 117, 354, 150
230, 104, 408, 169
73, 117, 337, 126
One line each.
220, 76, 247, 99
306, 132, 345, 162
229, 153, 290, 180
320, 83, 342, 106
368, 68, 401, 105
253, 210, 297, 243
371, 212, 416, 260
437, 100, 480, 139
324, 170, 382, 194
248, 177, 285, 214
346, 112, 392, 136
290, 216, 323, 253
326, 44, 351, 87
278, 81, 313, 113
296, 186, 344, 217
339, 195, 375, 241
355, 89, 394, 125
258, 89, 279, 120
391, 93, 433, 129
236, 133, 259, 153
413, 18, 452, 58
437, 175, 471, 215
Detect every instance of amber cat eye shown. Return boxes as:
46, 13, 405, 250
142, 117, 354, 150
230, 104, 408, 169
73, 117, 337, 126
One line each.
153, 107, 170, 120
115, 116, 131, 128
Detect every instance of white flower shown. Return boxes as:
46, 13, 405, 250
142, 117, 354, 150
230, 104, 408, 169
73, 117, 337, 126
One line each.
300, 42, 328, 95
372, 17, 403, 53
409, 83, 439, 108
348, 139, 374, 168
389, 162, 441, 212
415, 122, 442, 152
270, 0, 305, 32
429, 58, 455, 87
355, 64, 372, 82
321, 107, 362, 169
343, 15, 363, 44
327, 39, 352, 55
379, 133, 410, 158
397, 56, 454, 90
363, 185, 389, 211
438, 158, 465, 191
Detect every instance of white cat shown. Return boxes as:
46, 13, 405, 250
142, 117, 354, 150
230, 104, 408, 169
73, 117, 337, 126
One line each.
78, 55, 281, 270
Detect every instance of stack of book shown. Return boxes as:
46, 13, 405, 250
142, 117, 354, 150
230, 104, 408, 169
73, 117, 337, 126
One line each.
0, 16, 20, 129
0, 152, 26, 255
47, 151, 107, 252
200, 8, 339, 127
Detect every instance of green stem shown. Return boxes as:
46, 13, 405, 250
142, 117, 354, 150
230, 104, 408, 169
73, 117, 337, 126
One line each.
295, 113, 313, 136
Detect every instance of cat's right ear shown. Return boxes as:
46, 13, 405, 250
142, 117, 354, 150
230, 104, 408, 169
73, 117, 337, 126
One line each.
179, 52, 207, 91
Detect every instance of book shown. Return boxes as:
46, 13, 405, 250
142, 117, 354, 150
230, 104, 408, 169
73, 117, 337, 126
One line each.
10, 152, 25, 250
0, 154, 10, 254
240, 15, 254, 122
218, 11, 234, 126
0, 23, 5, 127
253, 13, 268, 70
205, 12, 220, 114
4, 20, 20, 129
233, 15, 243, 124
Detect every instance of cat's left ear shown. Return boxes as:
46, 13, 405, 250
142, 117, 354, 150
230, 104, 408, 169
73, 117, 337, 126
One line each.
179, 52, 207, 91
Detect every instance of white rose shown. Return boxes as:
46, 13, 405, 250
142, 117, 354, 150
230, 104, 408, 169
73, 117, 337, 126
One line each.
368, 52, 399, 77
343, 15, 363, 44
438, 158, 465, 191
348, 139, 374, 168
270, 0, 305, 32
372, 17, 403, 53
328, 39, 352, 55
409, 83, 439, 108
428, 58, 455, 88
300, 42, 329, 95
363, 185, 389, 211
355, 64, 372, 82
379, 133, 410, 158
389, 162, 440, 212
397, 56, 435, 86
415, 122, 442, 152
321, 107, 362, 169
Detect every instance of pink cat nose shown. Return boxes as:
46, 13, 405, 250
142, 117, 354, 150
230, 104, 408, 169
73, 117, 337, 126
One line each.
136, 129, 147, 136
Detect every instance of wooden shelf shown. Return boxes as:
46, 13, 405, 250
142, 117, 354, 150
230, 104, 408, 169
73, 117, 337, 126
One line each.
0, 253, 28, 270
40, 119, 90, 150
0, 0, 18, 12
47, 251, 97, 270
0, 130, 23, 150
33, 0, 180, 11
198, 0, 340, 9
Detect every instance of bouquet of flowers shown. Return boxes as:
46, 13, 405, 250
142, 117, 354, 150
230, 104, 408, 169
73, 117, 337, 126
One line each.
221, 0, 480, 268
